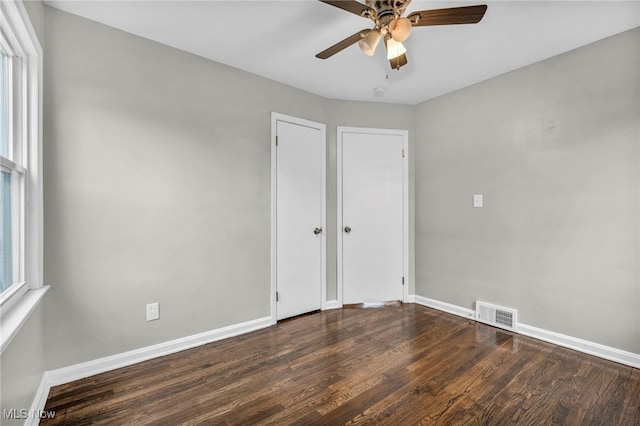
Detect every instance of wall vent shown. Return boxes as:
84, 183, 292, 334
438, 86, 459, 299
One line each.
475, 301, 517, 332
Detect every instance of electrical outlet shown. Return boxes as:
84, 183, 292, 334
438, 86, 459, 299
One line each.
473, 194, 483, 208
146, 302, 159, 321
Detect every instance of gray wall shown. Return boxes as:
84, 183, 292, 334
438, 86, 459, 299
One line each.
0, 1, 47, 422
42, 7, 415, 369
415, 28, 640, 353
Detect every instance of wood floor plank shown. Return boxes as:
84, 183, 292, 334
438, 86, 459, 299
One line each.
621, 367, 640, 425
415, 334, 531, 424
569, 360, 632, 426
458, 335, 557, 425
471, 343, 580, 425
41, 304, 640, 425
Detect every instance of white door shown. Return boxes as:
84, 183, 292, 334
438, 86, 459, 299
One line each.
273, 114, 325, 320
339, 128, 406, 304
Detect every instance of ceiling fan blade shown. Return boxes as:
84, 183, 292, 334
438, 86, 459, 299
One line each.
319, 0, 375, 18
407, 5, 487, 27
389, 53, 408, 70
316, 29, 370, 59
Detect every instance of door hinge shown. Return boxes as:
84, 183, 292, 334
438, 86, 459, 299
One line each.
402, 148, 405, 158
275, 135, 279, 146
402, 276, 405, 285
276, 291, 279, 302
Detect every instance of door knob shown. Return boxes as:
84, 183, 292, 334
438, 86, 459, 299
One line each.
314, 227, 322, 235
344, 226, 351, 234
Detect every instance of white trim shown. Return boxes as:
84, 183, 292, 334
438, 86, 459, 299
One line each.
337, 126, 410, 305
323, 300, 341, 310
0, 5, 26, 58
413, 295, 476, 320
402, 134, 409, 302
0, 0, 44, 350
270, 112, 326, 324
28, 315, 273, 421
336, 129, 344, 306
270, 113, 277, 324
0, 285, 48, 354
26, 0, 45, 292
46, 316, 272, 387
0, 280, 28, 314
518, 323, 640, 369
1, 0, 44, 291
26, 373, 51, 426
413, 295, 640, 369
0, 155, 26, 172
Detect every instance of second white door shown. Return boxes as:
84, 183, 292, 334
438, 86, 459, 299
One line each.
340, 127, 406, 304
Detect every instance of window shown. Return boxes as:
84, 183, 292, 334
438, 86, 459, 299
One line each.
1, 53, 11, 292
1, 163, 16, 293
0, 0, 44, 353
1, 50, 25, 298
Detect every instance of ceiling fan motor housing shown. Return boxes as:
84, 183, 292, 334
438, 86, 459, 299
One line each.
365, 0, 411, 21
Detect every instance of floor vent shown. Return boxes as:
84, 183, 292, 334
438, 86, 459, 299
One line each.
475, 301, 517, 332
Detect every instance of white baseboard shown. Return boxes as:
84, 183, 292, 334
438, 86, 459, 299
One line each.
518, 323, 640, 369
411, 294, 640, 369
412, 295, 476, 320
404, 295, 415, 303
30, 316, 273, 419
26, 374, 53, 426
323, 300, 341, 310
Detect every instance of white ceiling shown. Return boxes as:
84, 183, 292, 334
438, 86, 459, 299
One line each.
44, 0, 640, 105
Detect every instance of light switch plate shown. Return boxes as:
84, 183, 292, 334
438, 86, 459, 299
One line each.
146, 302, 160, 321
473, 194, 483, 208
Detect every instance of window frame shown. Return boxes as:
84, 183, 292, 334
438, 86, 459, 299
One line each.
0, 0, 45, 354
1, 51, 28, 311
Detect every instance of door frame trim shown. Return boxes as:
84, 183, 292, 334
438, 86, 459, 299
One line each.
337, 126, 409, 306
271, 112, 327, 324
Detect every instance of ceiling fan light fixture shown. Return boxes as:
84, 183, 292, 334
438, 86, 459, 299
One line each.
358, 30, 381, 56
385, 37, 406, 60
388, 17, 412, 42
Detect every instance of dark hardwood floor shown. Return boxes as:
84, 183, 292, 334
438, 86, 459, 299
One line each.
42, 304, 640, 425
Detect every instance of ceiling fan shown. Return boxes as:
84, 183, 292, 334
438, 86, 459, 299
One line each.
316, 0, 487, 70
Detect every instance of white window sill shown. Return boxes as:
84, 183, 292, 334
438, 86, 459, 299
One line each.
0, 286, 49, 355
